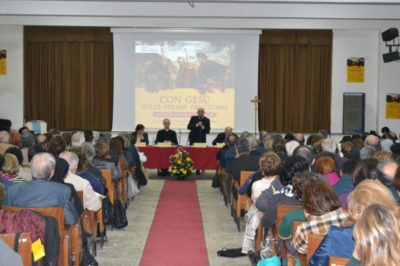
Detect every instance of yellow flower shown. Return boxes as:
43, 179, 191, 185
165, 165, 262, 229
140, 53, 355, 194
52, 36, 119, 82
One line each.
168, 167, 172, 171
175, 154, 179, 158
172, 169, 177, 174
177, 160, 182, 165
186, 157, 191, 162
182, 170, 187, 174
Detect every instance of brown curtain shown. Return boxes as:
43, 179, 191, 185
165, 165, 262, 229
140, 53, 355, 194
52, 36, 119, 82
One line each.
258, 30, 332, 133
24, 26, 113, 130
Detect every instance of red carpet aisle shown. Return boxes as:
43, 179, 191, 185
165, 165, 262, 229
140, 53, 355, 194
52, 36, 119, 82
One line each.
140, 180, 209, 266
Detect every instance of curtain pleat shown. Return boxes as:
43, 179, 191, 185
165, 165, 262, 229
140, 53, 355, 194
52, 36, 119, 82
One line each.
258, 30, 332, 133
24, 26, 113, 130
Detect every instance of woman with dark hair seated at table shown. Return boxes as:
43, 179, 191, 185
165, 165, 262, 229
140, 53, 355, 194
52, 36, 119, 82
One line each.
132, 124, 149, 145
309, 180, 398, 265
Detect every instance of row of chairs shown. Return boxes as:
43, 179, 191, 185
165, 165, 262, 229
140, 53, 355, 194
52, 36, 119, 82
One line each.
0, 159, 136, 265
217, 167, 349, 266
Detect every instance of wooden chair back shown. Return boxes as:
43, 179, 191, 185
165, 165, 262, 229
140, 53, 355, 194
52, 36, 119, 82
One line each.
292, 220, 306, 266
218, 165, 228, 205
329, 256, 349, 266
307, 234, 324, 263
236, 171, 254, 215
1, 233, 32, 266
101, 169, 115, 204
276, 205, 303, 227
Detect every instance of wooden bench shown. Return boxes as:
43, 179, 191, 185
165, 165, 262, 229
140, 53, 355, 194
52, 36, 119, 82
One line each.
2, 205, 74, 266
217, 165, 228, 206
231, 171, 254, 231
329, 256, 349, 266
77, 191, 98, 255
101, 169, 116, 205
1, 232, 32, 266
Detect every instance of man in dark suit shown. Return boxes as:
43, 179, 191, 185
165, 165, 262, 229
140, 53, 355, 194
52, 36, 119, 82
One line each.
212, 126, 232, 146
187, 107, 210, 145
3, 152, 78, 225
155, 118, 178, 145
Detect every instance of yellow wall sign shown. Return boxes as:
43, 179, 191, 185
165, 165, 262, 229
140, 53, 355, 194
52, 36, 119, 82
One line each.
0, 50, 6, 75
347, 57, 364, 83
386, 94, 400, 119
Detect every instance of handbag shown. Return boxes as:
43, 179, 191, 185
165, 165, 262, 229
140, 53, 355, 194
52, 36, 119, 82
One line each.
127, 174, 140, 198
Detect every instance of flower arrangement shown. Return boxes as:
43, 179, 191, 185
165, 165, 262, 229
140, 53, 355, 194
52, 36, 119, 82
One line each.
169, 147, 194, 179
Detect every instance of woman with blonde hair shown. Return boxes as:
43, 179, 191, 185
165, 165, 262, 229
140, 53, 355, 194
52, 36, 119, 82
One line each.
350, 204, 400, 266
309, 180, 398, 265
0, 153, 23, 183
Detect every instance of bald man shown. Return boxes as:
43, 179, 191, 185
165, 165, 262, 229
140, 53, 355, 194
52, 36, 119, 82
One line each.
155, 118, 178, 145
187, 108, 210, 145
212, 127, 232, 146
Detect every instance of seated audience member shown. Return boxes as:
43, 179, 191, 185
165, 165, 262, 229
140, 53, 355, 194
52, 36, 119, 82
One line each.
109, 137, 128, 169
218, 134, 237, 169
291, 180, 349, 254
48, 135, 66, 157
92, 142, 120, 180
0, 153, 24, 183
18, 126, 30, 135
390, 143, 400, 159
0, 131, 16, 155
71, 132, 85, 147
212, 126, 232, 146
292, 145, 329, 184
380, 139, 394, 152
284, 133, 295, 143
375, 160, 399, 203
306, 134, 322, 147
285, 140, 299, 157
117, 135, 135, 167
21, 132, 35, 166
340, 158, 379, 208
256, 156, 309, 219
59, 151, 101, 211
293, 133, 304, 145
261, 170, 316, 230
81, 142, 107, 188
225, 137, 260, 200
333, 159, 357, 197
322, 138, 347, 170
359, 145, 378, 161
27, 144, 44, 162
315, 156, 340, 186
349, 204, 400, 265
272, 135, 287, 162
35, 134, 48, 150
127, 135, 147, 186
8, 131, 22, 148
4, 152, 78, 224
62, 132, 72, 147
381, 126, 390, 138
5, 147, 30, 181
50, 157, 84, 217
156, 118, 178, 145
364, 134, 380, 150
133, 123, 149, 145
373, 150, 393, 161
242, 152, 281, 254
340, 141, 355, 159
319, 130, 329, 139
67, 147, 104, 195
84, 130, 94, 143
310, 180, 398, 265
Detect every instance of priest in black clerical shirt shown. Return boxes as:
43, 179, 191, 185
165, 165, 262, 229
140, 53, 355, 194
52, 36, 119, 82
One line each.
155, 118, 178, 145
187, 107, 210, 145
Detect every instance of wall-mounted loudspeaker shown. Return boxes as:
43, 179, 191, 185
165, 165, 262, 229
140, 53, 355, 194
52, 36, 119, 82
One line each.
343, 93, 365, 134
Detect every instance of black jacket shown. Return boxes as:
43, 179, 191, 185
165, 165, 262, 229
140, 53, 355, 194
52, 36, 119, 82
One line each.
187, 116, 210, 144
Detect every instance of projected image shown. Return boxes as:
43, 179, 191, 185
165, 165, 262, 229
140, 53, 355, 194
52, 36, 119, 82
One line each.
135, 41, 234, 94
135, 40, 235, 130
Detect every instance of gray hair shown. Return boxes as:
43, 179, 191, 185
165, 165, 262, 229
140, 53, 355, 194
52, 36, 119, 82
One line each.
241, 132, 257, 149
21, 132, 35, 148
236, 137, 250, 154
59, 151, 79, 171
381, 139, 394, 152
318, 130, 329, 139
0, 131, 9, 143
360, 146, 377, 160
321, 138, 337, 153
375, 160, 398, 187
71, 132, 85, 147
81, 142, 95, 161
31, 152, 56, 179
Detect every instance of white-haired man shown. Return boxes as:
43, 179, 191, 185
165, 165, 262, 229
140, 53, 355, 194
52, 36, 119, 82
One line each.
60, 151, 101, 211
71, 132, 85, 147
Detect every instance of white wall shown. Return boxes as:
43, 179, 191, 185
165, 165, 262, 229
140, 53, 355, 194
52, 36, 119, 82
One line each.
331, 30, 380, 134
378, 24, 400, 135
0, 25, 24, 130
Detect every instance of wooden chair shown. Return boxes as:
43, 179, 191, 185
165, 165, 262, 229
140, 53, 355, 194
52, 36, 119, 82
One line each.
217, 165, 228, 206
1, 232, 32, 266
232, 171, 254, 231
77, 191, 98, 256
119, 159, 128, 206
101, 169, 116, 205
96, 200, 105, 249
307, 234, 324, 263
2, 205, 72, 266
329, 256, 349, 266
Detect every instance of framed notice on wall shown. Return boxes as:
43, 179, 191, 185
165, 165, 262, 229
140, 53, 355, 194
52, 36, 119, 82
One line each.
386, 94, 400, 119
347, 57, 364, 83
0, 50, 6, 75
